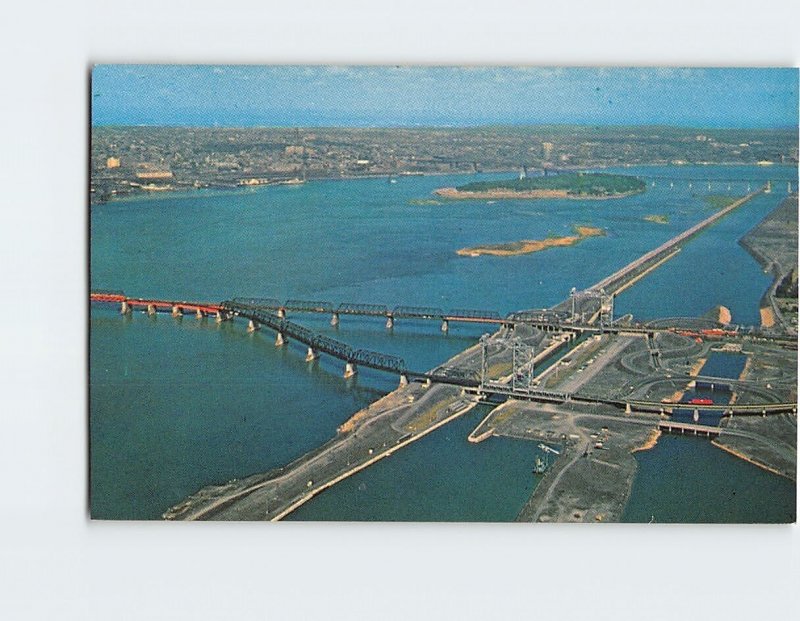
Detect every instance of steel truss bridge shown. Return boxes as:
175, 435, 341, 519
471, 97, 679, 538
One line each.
91, 292, 797, 416
230, 296, 505, 325
227, 296, 796, 345
222, 300, 480, 383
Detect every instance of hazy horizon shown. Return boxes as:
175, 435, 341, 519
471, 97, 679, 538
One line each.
91, 123, 799, 132
91, 66, 799, 130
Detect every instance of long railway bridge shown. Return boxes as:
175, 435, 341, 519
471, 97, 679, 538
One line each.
230, 296, 508, 333
90, 292, 796, 417
91, 292, 480, 387
92, 289, 796, 345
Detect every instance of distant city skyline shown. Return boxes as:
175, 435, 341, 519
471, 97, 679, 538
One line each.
92, 66, 798, 129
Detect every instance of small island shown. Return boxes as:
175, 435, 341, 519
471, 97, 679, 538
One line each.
435, 172, 646, 200
644, 214, 669, 224
457, 225, 605, 257
408, 198, 442, 206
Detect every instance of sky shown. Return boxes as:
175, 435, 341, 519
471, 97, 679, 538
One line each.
91, 66, 799, 129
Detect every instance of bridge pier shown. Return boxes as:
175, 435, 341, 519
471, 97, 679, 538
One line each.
385, 315, 394, 329
344, 362, 357, 379
146, 304, 156, 316
441, 319, 449, 333
277, 308, 286, 319
214, 310, 227, 323
275, 331, 287, 347
399, 373, 409, 388
625, 402, 632, 415
120, 300, 131, 315
693, 409, 700, 422
171, 305, 182, 318
305, 347, 319, 362
247, 319, 259, 332
330, 312, 340, 327
195, 308, 204, 319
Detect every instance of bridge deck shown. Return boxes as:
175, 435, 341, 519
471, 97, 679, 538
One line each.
658, 421, 722, 435
90, 292, 795, 413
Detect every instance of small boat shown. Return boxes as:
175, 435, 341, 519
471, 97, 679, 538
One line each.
533, 456, 547, 474
687, 397, 713, 405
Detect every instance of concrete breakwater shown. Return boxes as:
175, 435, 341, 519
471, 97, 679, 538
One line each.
164, 335, 496, 520
164, 383, 478, 520
590, 187, 764, 294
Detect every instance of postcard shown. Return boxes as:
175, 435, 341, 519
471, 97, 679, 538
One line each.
89, 66, 797, 522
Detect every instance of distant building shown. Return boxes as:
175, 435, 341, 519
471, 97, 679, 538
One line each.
136, 171, 173, 180
135, 164, 173, 180
106, 157, 121, 169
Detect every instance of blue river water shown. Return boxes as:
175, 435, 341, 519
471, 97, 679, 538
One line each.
289, 405, 544, 522
622, 435, 795, 523
90, 164, 797, 521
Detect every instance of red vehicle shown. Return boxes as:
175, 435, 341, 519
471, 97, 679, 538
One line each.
687, 398, 713, 405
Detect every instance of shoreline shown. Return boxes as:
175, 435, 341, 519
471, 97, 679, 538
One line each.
271, 400, 479, 521
710, 439, 793, 480
631, 428, 662, 453
92, 168, 520, 206
92, 162, 796, 206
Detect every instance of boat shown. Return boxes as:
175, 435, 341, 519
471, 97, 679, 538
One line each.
533, 456, 548, 474
687, 397, 713, 405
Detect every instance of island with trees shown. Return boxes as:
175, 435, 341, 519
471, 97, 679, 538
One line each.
434, 172, 646, 200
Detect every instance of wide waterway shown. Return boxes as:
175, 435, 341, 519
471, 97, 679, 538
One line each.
90, 164, 797, 521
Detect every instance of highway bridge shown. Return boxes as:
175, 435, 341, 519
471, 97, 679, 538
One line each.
658, 420, 722, 437
468, 383, 796, 416
91, 291, 796, 417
